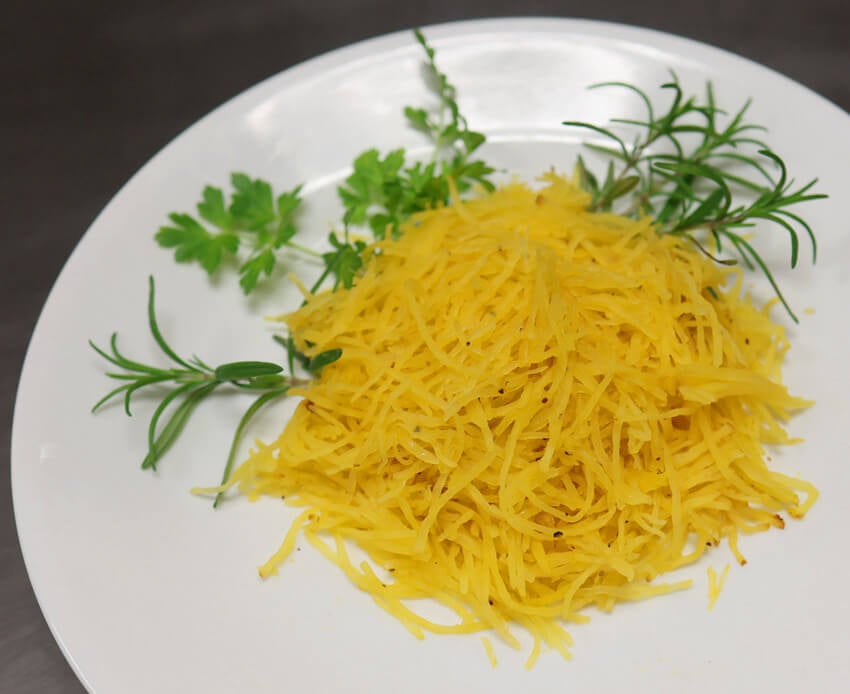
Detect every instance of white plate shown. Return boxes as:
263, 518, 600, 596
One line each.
12, 18, 850, 693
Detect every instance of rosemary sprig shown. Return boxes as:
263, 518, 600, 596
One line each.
89, 276, 339, 501
565, 77, 826, 321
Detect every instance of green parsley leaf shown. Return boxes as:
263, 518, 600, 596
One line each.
230, 173, 275, 230
156, 177, 313, 293
197, 186, 232, 228
337, 31, 493, 242
155, 213, 239, 274
239, 248, 276, 293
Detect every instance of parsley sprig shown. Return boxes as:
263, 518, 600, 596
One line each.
156, 31, 494, 296
338, 30, 494, 240
565, 78, 826, 321
155, 174, 313, 293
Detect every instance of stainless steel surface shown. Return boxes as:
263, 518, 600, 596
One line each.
3, 1, 848, 691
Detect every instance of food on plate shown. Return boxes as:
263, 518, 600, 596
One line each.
707, 564, 731, 611
220, 175, 816, 662
92, 30, 824, 664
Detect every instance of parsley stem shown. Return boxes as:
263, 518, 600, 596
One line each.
283, 240, 322, 258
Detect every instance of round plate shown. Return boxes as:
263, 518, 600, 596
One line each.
12, 18, 850, 693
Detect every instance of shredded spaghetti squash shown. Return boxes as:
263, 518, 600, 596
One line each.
226, 173, 816, 661
707, 564, 731, 611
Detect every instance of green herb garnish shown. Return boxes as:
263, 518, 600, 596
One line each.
89, 277, 294, 469
156, 30, 494, 296
155, 175, 314, 293
89, 276, 340, 505
338, 29, 494, 240
98, 30, 826, 495
565, 77, 825, 321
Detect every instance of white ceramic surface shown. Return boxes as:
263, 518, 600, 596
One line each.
12, 18, 850, 693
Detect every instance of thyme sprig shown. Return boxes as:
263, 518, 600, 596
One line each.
565, 78, 826, 321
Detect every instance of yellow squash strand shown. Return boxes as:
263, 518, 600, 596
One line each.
707, 564, 731, 610
228, 174, 816, 661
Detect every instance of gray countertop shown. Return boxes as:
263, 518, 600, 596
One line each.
3, 1, 848, 691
